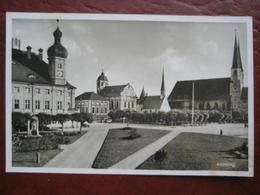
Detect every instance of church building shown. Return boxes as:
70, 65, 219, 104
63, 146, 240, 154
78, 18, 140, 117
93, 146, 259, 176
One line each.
167, 33, 248, 119
12, 20, 77, 115
96, 71, 137, 111
137, 68, 170, 113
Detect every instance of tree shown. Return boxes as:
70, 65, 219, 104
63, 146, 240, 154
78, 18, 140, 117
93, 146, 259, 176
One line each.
72, 113, 93, 133
55, 114, 70, 133
37, 113, 51, 130
12, 112, 31, 133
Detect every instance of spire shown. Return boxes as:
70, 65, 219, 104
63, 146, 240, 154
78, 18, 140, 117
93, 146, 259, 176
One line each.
53, 19, 62, 44
160, 66, 165, 99
140, 86, 146, 99
232, 30, 243, 70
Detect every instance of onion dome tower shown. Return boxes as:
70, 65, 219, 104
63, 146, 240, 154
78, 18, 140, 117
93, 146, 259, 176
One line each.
97, 70, 109, 94
47, 19, 68, 85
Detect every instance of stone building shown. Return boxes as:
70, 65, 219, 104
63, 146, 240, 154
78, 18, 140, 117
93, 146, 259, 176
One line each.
12, 21, 77, 116
137, 68, 170, 113
167, 33, 248, 118
75, 92, 109, 121
97, 71, 137, 111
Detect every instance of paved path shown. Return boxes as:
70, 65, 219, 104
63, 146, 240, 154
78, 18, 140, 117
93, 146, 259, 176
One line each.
45, 122, 247, 168
109, 131, 179, 169
45, 123, 123, 168
109, 123, 248, 169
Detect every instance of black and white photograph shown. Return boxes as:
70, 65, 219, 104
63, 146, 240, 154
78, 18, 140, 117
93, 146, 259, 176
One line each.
5, 13, 254, 176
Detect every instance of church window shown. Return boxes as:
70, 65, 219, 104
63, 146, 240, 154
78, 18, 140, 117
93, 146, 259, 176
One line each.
222, 103, 226, 110
214, 102, 219, 109
25, 100, 30, 109
199, 103, 204, 110
206, 103, 211, 110
14, 99, 20, 109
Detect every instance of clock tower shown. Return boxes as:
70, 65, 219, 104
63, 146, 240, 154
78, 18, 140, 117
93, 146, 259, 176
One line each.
47, 20, 68, 85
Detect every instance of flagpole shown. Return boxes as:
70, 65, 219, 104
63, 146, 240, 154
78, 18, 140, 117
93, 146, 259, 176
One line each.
192, 81, 195, 125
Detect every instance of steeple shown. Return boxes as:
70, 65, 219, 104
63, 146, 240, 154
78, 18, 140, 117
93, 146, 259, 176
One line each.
160, 66, 165, 99
139, 86, 146, 99
232, 30, 243, 71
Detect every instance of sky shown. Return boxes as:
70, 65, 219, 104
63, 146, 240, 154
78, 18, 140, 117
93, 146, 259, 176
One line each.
12, 18, 248, 97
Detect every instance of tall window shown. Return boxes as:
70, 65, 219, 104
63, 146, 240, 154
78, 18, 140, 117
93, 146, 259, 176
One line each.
92, 107, 95, 113
45, 101, 50, 110
96, 107, 99, 113
25, 87, 30, 93
206, 103, 211, 110
105, 107, 107, 113
214, 102, 219, 110
35, 100, 40, 109
132, 102, 134, 108
57, 90, 62, 96
116, 102, 119, 108
14, 87, 20, 93
111, 101, 114, 109
128, 102, 130, 109
124, 102, 126, 108
57, 101, 62, 110
222, 103, 226, 110
35, 88, 41, 94
25, 100, 30, 109
14, 99, 19, 109
45, 89, 50, 95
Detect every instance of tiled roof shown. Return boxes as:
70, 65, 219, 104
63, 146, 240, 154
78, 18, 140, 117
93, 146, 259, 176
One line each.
241, 87, 248, 101
168, 77, 231, 105
142, 95, 163, 110
12, 49, 75, 88
76, 92, 107, 101
99, 84, 127, 97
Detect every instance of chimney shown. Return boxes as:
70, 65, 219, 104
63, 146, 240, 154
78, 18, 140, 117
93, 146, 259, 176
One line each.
38, 48, 43, 60
26, 46, 32, 59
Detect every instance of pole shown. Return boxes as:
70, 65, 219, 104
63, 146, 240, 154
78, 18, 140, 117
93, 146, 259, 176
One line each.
191, 81, 195, 125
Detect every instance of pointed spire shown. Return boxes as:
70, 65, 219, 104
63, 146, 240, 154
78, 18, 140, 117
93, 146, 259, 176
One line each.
53, 19, 62, 44
232, 30, 243, 70
140, 86, 146, 99
160, 66, 165, 99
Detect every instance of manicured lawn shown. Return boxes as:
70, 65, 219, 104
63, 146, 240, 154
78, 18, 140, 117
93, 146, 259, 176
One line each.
12, 149, 62, 167
138, 132, 248, 171
92, 128, 169, 168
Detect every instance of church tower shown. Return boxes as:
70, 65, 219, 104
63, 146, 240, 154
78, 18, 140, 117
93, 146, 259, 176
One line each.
97, 70, 109, 94
160, 67, 165, 99
230, 32, 244, 113
47, 20, 68, 85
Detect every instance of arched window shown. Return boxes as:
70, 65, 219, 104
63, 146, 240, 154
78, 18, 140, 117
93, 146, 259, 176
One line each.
206, 103, 211, 110
233, 70, 237, 77
222, 103, 226, 110
214, 102, 218, 110
199, 102, 204, 110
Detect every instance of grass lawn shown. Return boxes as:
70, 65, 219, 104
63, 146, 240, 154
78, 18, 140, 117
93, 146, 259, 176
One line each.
61, 130, 87, 144
138, 132, 248, 171
12, 149, 62, 167
92, 128, 169, 168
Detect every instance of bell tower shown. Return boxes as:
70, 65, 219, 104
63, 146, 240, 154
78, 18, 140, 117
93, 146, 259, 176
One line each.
230, 31, 244, 113
97, 70, 109, 94
47, 20, 68, 85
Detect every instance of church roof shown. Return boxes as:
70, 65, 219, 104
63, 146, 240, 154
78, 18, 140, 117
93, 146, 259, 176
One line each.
12, 48, 76, 88
99, 84, 127, 97
241, 87, 248, 101
142, 95, 164, 110
168, 77, 231, 105
76, 92, 107, 101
